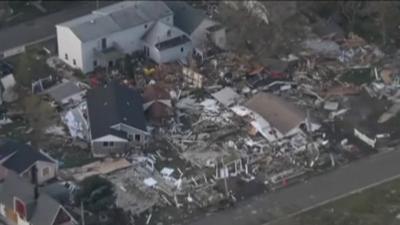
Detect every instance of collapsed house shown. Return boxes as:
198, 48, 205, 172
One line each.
86, 82, 149, 157
243, 92, 319, 141
62, 101, 89, 140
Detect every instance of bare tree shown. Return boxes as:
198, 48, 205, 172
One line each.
377, 1, 393, 46
338, 1, 363, 32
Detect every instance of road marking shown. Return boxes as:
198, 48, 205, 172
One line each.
266, 171, 400, 225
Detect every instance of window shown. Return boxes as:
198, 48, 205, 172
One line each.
64, 53, 68, 60
73, 59, 76, 65
181, 47, 184, 52
144, 24, 148, 29
128, 134, 133, 141
167, 30, 171, 37
103, 142, 113, 147
135, 134, 141, 141
42, 167, 50, 177
93, 60, 97, 67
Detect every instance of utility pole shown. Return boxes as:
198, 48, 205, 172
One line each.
221, 158, 229, 197
81, 201, 85, 225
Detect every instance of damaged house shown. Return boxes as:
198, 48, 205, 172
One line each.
86, 82, 149, 157
244, 92, 319, 140
56, 1, 194, 73
143, 84, 173, 125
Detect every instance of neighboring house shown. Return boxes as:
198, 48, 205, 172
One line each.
44, 81, 85, 106
165, 1, 227, 50
244, 93, 320, 139
142, 21, 192, 64
0, 167, 77, 225
86, 82, 149, 157
0, 61, 17, 104
0, 139, 58, 185
56, 1, 193, 73
143, 84, 173, 125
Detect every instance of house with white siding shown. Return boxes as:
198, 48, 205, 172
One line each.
56, 1, 194, 73
165, 1, 227, 50
86, 82, 149, 157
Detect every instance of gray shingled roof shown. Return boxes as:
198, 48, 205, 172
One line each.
87, 82, 147, 140
0, 139, 54, 174
45, 81, 82, 104
142, 21, 189, 47
245, 93, 306, 134
58, 1, 173, 42
165, 1, 206, 35
0, 171, 71, 225
67, 14, 120, 42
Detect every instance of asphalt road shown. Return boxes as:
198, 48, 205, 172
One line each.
189, 149, 400, 225
0, 1, 113, 53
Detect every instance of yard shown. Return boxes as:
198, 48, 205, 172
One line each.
5, 46, 54, 88
272, 177, 400, 225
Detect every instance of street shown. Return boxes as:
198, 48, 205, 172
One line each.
189, 149, 400, 225
0, 1, 113, 54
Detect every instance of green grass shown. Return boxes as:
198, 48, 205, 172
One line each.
273, 178, 400, 225
340, 68, 374, 85
6, 48, 54, 88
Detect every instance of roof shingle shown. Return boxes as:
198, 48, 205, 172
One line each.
87, 82, 147, 139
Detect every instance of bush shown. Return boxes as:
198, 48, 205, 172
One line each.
75, 176, 116, 212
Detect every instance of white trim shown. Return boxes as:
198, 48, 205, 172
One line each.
49, 205, 78, 225
92, 134, 129, 142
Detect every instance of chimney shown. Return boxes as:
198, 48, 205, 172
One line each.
30, 165, 39, 200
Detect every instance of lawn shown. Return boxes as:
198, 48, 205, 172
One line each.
273, 178, 400, 225
5, 47, 54, 88
340, 68, 374, 85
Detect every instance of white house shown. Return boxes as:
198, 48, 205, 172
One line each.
56, 1, 194, 73
165, 1, 227, 50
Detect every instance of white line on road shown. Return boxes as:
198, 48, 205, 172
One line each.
267, 168, 400, 225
